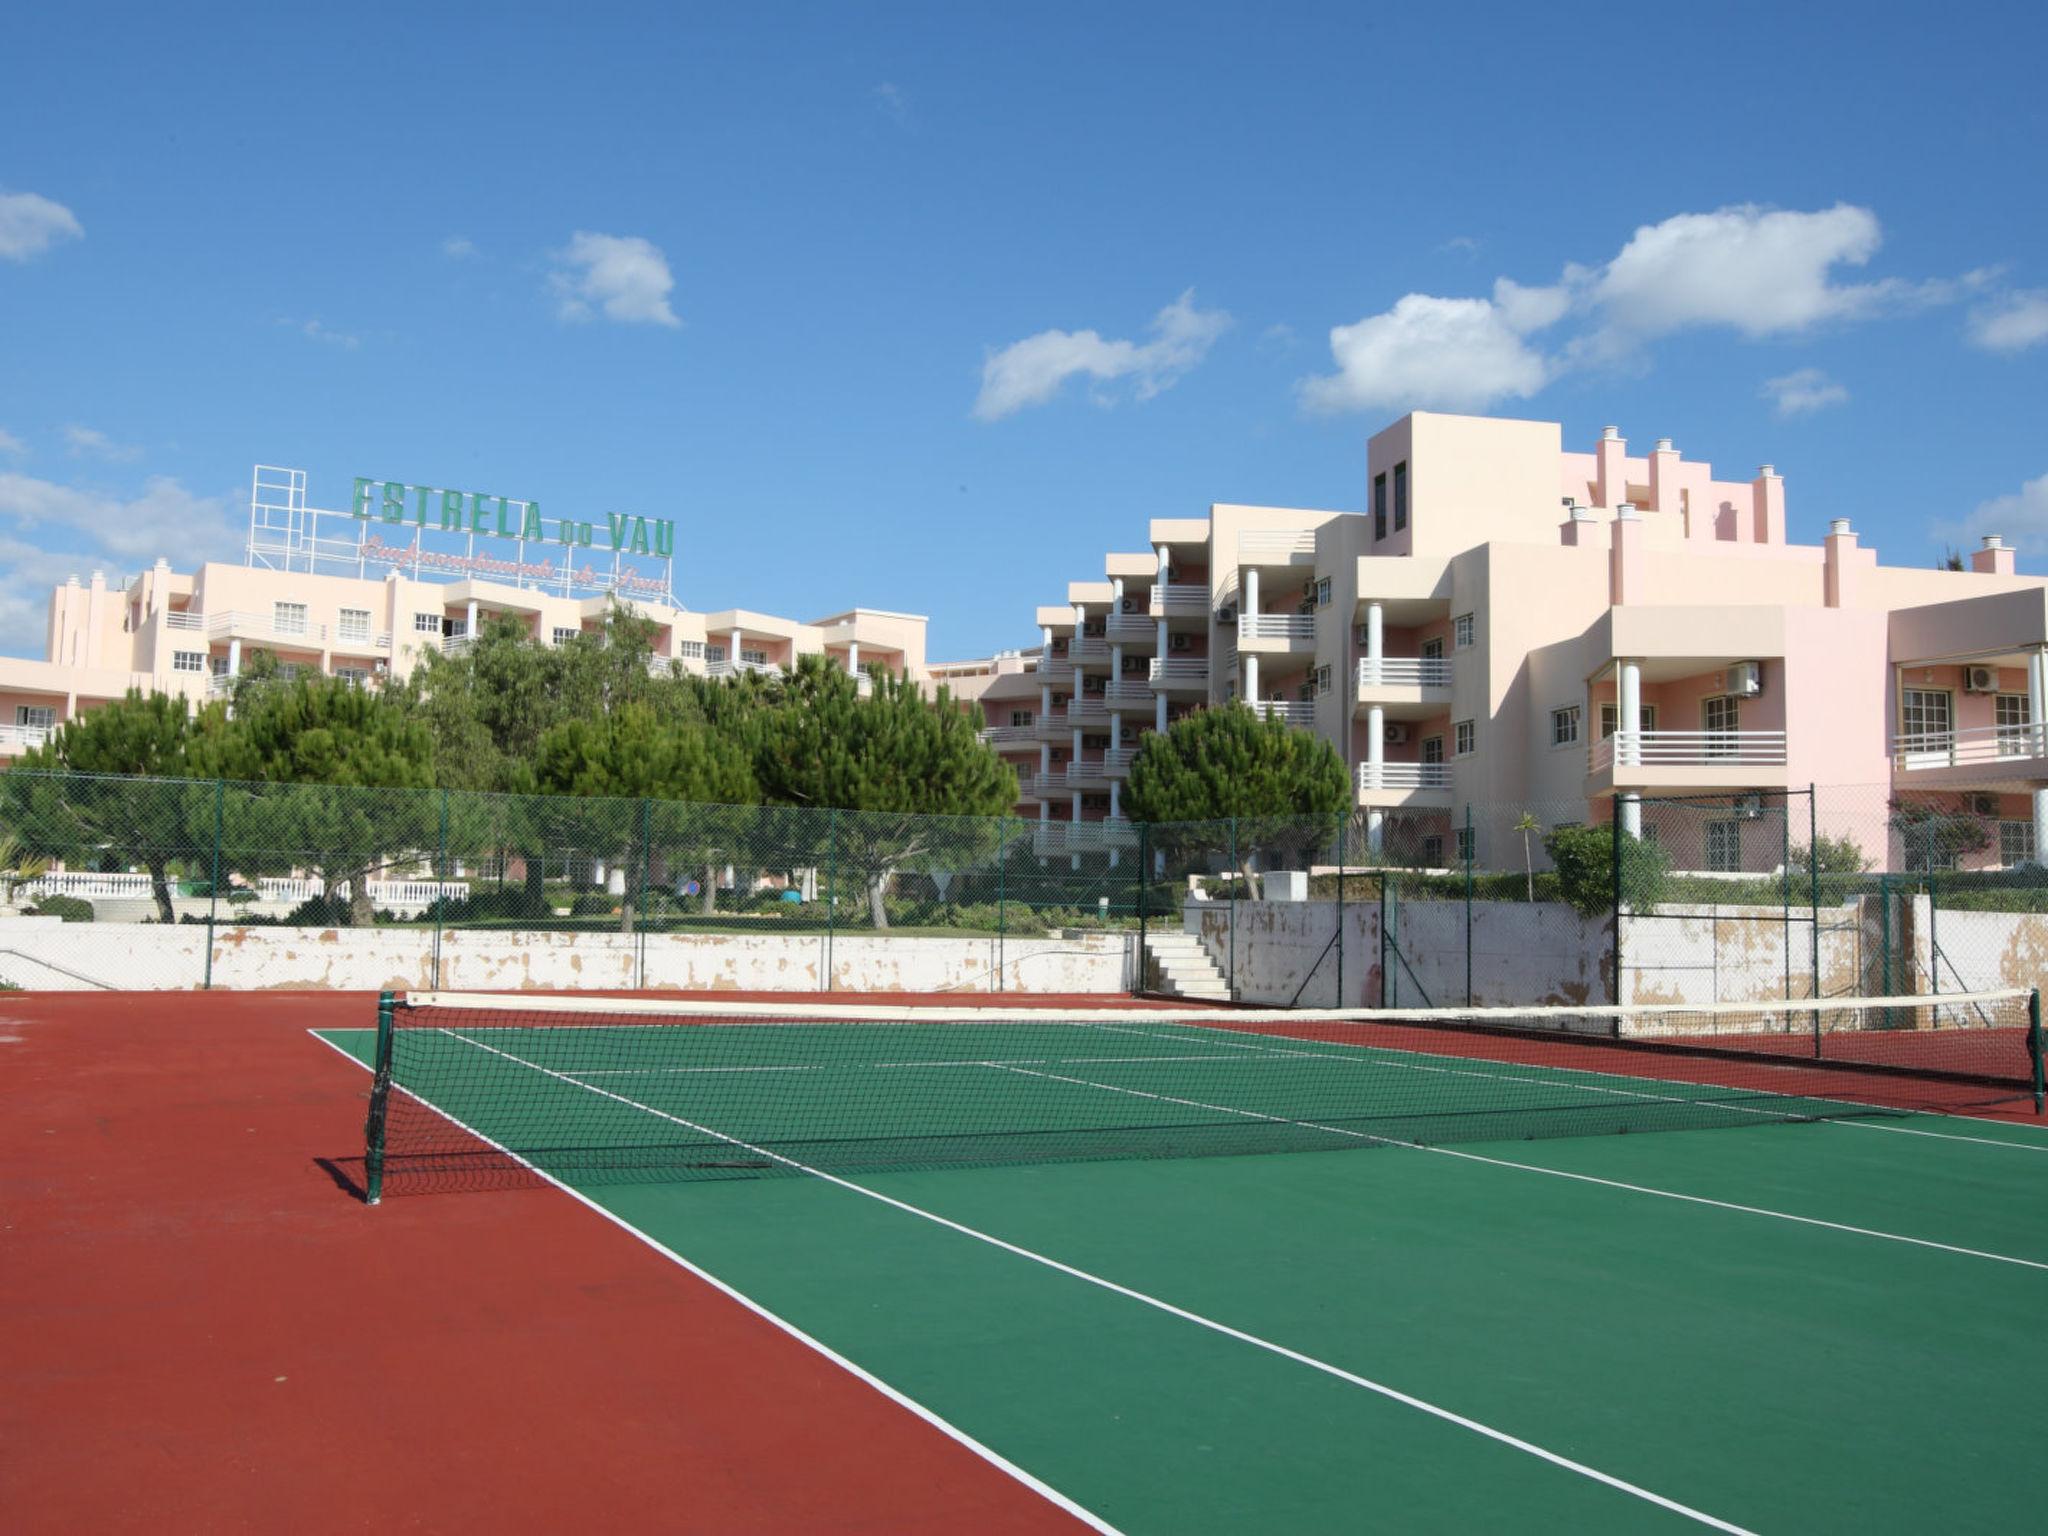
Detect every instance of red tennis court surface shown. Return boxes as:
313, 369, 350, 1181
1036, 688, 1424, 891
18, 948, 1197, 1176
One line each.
0, 990, 1118, 1535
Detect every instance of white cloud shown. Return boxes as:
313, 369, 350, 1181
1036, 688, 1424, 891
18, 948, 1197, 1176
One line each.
0, 190, 83, 262
299, 318, 360, 349
1941, 473, 2048, 554
873, 82, 910, 128
1305, 202, 1964, 414
1760, 367, 1849, 418
0, 427, 24, 455
0, 471, 241, 652
548, 232, 681, 327
441, 235, 479, 259
1440, 235, 1483, 257
63, 425, 141, 462
1300, 279, 1559, 415
1968, 289, 2048, 353
974, 290, 1231, 420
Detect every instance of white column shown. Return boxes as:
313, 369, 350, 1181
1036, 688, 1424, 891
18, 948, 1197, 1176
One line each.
1244, 567, 1260, 622
1244, 653, 1260, 706
1039, 741, 1050, 784
1242, 565, 1260, 703
1618, 659, 1642, 766
1364, 602, 1384, 684
1071, 790, 1083, 869
1071, 726, 1082, 771
227, 637, 242, 676
2033, 789, 2048, 870
1040, 625, 1053, 722
1367, 704, 1385, 788
1155, 545, 1169, 585
1367, 809, 1384, 856
846, 638, 859, 676
1621, 792, 1643, 840
465, 599, 478, 635
729, 627, 742, 667
1109, 779, 1121, 818
1155, 690, 1168, 733
2029, 648, 2046, 757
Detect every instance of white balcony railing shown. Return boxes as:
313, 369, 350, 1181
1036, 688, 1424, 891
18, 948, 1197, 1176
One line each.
163, 610, 205, 631
441, 633, 476, 657
1103, 679, 1153, 706
1357, 761, 1453, 792
1149, 657, 1210, 685
208, 610, 325, 645
21, 871, 152, 900
1892, 723, 2048, 771
980, 724, 1040, 747
1238, 613, 1317, 642
1062, 698, 1110, 724
1037, 654, 1075, 678
332, 627, 392, 652
1588, 730, 1790, 772
1237, 530, 1317, 563
1252, 700, 1316, 727
1357, 656, 1452, 689
706, 657, 782, 678
0, 722, 55, 755
1033, 819, 1140, 855
206, 673, 236, 698
1106, 610, 1153, 640
1102, 747, 1136, 775
1149, 584, 1209, 616
1070, 637, 1109, 662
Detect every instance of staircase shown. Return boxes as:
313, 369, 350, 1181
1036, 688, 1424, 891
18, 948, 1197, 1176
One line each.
1145, 929, 1231, 1002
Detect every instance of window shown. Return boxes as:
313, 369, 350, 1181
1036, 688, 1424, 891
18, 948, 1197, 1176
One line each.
1314, 576, 1332, 607
1996, 693, 2031, 755
1551, 706, 1581, 747
706, 644, 728, 663
1421, 735, 1445, 765
273, 601, 308, 636
1703, 695, 1739, 759
414, 612, 443, 634
1900, 687, 1952, 746
1706, 821, 1742, 873
1421, 835, 1444, 866
552, 626, 579, 646
1420, 636, 1445, 661
1599, 703, 1658, 738
171, 650, 204, 673
1010, 710, 1032, 728
15, 705, 56, 729
335, 667, 369, 690
741, 648, 769, 666
1453, 719, 1475, 757
1456, 826, 1475, 864
1392, 461, 1408, 532
337, 608, 371, 643
2000, 820, 2035, 866
677, 640, 704, 659
1373, 473, 1388, 540
1314, 664, 1333, 696
1453, 613, 1474, 649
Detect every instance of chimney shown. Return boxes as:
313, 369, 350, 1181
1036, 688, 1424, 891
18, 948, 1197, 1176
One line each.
1648, 436, 1681, 518
1560, 500, 1604, 547
1609, 503, 1644, 605
1751, 465, 1785, 545
1595, 426, 1627, 509
1970, 534, 2016, 576
1824, 518, 1857, 608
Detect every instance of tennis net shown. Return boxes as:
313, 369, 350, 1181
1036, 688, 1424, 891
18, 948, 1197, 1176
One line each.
353, 988, 2045, 1200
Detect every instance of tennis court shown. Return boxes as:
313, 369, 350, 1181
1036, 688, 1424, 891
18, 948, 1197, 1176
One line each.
310, 990, 2048, 1535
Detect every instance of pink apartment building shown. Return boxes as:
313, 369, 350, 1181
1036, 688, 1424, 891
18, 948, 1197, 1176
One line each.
954, 412, 2048, 873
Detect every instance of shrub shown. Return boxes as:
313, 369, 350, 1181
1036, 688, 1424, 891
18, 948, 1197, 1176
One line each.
28, 894, 93, 923
1544, 824, 1668, 918
571, 892, 617, 917
284, 894, 354, 927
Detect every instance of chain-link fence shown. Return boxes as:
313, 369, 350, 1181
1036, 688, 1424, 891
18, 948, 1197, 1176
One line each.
5, 769, 2047, 1005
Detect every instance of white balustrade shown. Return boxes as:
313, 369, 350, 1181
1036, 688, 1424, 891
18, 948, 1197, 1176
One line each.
1357, 657, 1452, 689
1238, 613, 1316, 642
1588, 730, 1790, 771
1356, 761, 1453, 792
1890, 723, 2048, 771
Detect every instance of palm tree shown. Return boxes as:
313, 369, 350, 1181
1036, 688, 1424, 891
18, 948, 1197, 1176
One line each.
1513, 812, 1542, 902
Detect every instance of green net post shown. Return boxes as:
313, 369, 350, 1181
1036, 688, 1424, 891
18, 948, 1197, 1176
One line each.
1463, 803, 1474, 1007
2029, 988, 2044, 1114
363, 990, 398, 1206
431, 786, 449, 992
1377, 863, 1388, 1007
1780, 792, 1793, 1004
1333, 811, 1345, 1008
1609, 793, 1624, 1007
201, 776, 224, 990
1809, 785, 1823, 1052
824, 807, 838, 992
1227, 815, 1239, 1002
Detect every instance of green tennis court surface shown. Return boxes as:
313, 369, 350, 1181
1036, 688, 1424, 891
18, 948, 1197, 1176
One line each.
317, 1006, 2048, 1533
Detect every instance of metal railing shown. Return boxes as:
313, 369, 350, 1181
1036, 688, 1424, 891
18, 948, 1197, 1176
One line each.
1106, 611, 1154, 639
1589, 730, 1790, 771
0, 722, 55, 755
1149, 584, 1209, 616
705, 657, 783, 678
1252, 700, 1316, 726
1103, 679, 1153, 705
1358, 656, 1452, 689
1070, 637, 1109, 662
1062, 698, 1110, 723
1357, 761, 1453, 792
1148, 657, 1210, 685
979, 724, 1040, 746
1102, 747, 1136, 775
1891, 724, 2048, 770
1238, 613, 1317, 642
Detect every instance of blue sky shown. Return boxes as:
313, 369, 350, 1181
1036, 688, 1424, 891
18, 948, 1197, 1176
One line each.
2, 1, 2044, 659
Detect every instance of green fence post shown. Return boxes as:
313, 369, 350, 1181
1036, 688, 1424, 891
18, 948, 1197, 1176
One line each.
1463, 803, 1474, 1007
635, 796, 652, 990
1609, 793, 1624, 1007
996, 815, 1008, 994
202, 777, 224, 990
1378, 865, 1389, 1007
1227, 815, 1239, 1002
431, 786, 449, 992
825, 807, 838, 992
364, 990, 397, 1206
1333, 811, 1345, 1008
1780, 792, 1793, 1004
2029, 988, 2044, 1114
1809, 786, 1823, 1054
1136, 820, 1149, 999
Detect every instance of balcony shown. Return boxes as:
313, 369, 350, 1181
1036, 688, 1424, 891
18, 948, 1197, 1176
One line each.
0, 722, 54, 756
441, 633, 476, 658
1102, 747, 1136, 777
1103, 679, 1153, 707
331, 627, 393, 654
980, 724, 1040, 748
1238, 613, 1317, 650
1149, 584, 1209, 618
1063, 697, 1111, 725
1237, 530, 1317, 565
1063, 759, 1110, 789
1148, 657, 1210, 692
1037, 654, 1076, 681
207, 610, 326, 647
706, 657, 783, 678
1252, 700, 1316, 727
1070, 637, 1110, 663
1587, 729, 1790, 792
1032, 819, 1140, 857
1106, 610, 1155, 643
1358, 657, 1451, 689
1891, 724, 2048, 787
1356, 760, 1454, 807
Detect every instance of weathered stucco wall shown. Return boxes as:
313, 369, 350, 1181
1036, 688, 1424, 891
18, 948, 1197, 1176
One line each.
0, 917, 1137, 994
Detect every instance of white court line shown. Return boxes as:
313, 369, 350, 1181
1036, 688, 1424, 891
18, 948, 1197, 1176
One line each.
428, 1026, 1757, 1535
980, 1061, 2048, 1275
562, 1053, 1261, 1077
302, 1029, 1126, 1536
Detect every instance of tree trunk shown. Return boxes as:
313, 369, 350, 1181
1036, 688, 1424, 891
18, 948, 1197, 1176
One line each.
1523, 833, 1534, 903
147, 857, 175, 925
349, 873, 375, 927
523, 854, 545, 909
868, 874, 890, 930
701, 861, 717, 915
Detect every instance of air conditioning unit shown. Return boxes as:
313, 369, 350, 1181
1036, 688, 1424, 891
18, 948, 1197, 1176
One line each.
1727, 661, 1762, 697
1120, 725, 1137, 743
1971, 793, 2000, 817
1119, 597, 1136, 613
1733, 793, 1765, 820
1121, 654, 1145, 674
1302, 579, 1316, 598
1216, 605, 1237, 626
1355, 624, 1375, 646
1964, 665, 1998, 694
1169, 634, 1191, 653
1383, 722, 1410, 746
